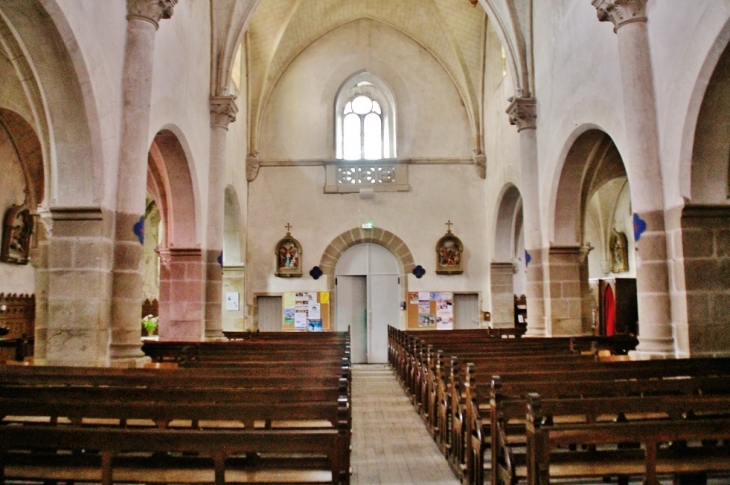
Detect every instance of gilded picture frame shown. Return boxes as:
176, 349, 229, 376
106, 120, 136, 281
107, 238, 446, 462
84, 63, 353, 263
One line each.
275, 234, 303, 278
435, 232, 463, 275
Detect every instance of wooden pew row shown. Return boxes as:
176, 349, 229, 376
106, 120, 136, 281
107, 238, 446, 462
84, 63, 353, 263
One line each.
0, 339, 351, 484
388, 326, 637, 392
143, 340, 351, 365
479, 373, 730, 485
0, 425, 348, 485
524, 393, 730, 485
0, 366, 350, 392
389, 327, 730, 484
463, 364, 730, 485
224, 330, 350, 341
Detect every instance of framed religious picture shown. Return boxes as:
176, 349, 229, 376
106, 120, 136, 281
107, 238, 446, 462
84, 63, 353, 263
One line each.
609, 229, 629, 273
1, 204, 33, 265
275, 224, 303, 278
435, 220, 463, 275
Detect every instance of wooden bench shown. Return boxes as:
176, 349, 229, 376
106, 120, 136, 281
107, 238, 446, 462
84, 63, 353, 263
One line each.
467, 364, 730, 485
0, 334, 351, 484
524, 392, 730, 485
388, 326, 729, 485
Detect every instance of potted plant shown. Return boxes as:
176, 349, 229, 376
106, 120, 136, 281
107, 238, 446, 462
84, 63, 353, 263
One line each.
142, 314, 159, 337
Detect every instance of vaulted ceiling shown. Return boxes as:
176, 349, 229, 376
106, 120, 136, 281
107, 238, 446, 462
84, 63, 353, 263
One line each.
245, 0, 487, 154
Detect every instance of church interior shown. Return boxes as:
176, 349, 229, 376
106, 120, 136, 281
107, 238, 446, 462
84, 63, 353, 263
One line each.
1, 0, 730, 484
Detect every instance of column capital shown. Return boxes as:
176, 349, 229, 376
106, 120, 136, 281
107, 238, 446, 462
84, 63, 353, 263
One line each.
506, 96, 537, 132
591, 0, 646, 32
210, 95, 238, 130
127, 0, 178, 29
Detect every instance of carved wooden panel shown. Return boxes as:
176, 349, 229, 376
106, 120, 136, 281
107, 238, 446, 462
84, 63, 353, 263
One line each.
0, 293, 35, 361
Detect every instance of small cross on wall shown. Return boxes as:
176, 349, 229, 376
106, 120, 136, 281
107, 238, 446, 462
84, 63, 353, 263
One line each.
285, 223, 292, 235
445, 220, 453, 233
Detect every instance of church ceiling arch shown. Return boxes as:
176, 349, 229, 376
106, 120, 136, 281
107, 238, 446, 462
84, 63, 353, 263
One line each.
477, 0, 532, 97
0, 1, 103, 208
210, 0, 262, 96
244, 0, 485, 156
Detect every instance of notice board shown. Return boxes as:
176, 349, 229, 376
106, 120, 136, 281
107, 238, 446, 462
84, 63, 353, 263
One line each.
282, 292, 331, 331
406, 291, 453, 330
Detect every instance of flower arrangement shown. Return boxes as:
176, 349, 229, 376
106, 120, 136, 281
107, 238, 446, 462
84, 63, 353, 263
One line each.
142, 314, 159, 336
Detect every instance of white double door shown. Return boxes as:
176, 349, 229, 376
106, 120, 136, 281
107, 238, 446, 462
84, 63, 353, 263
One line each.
335, 244, 400, 364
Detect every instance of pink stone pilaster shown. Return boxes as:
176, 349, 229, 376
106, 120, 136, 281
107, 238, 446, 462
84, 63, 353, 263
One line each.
158, 247, 204, 341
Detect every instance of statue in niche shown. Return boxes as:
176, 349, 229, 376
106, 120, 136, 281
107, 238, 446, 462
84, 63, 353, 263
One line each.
1, 204, 33, 265
275, 223, 302, 278
609, 229, 629, 273
435, 220, 464, 275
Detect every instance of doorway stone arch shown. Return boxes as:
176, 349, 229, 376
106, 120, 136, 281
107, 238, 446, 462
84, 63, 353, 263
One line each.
319, 227, 415, 330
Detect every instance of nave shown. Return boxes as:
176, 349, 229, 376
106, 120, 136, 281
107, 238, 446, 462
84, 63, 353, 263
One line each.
350, 365, 460, 485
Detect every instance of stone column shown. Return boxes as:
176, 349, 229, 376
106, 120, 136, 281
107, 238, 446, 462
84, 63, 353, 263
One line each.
506, 97, 546, 336
592, 0, 674, 356
490, 262, 516, 328
46, 208, 112, 366
205, 96, 238, 341
110, 0, 177, 366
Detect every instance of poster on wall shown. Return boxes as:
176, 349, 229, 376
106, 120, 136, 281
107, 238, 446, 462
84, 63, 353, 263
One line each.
294, 310, 307, 330
407, 290, 454, 329
436, 292, 454, 330
284, 308, 295, 325
282, 291, 330, 331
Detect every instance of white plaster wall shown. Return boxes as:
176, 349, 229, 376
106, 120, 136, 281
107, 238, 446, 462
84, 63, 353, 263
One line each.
226, 39, 249, 265
532, 0, 627, 246
258, 18, 472, 160
246, 163, 487, 308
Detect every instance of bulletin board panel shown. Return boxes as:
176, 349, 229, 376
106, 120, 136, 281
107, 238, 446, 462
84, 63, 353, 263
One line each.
406, 292, 453, 330
282, 292, 331, 332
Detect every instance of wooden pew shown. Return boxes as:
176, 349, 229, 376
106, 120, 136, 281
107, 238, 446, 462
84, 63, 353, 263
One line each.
0, 333, 351, 484
0, 425, 348, 485
524, 393, 730, 485
465, 365, 730, 485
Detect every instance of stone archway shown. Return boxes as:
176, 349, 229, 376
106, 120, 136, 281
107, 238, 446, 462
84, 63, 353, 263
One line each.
319, 227, 415, 329
319, 227, 415, 276
552, 128, 634, 337
146, 130, 201, 341
491, 184, 523, 328
678, 29, 730, 357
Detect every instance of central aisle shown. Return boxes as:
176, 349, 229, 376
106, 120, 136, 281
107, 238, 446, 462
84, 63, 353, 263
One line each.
350, 364, 461, 485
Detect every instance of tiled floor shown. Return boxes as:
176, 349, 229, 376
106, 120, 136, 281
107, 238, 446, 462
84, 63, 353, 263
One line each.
350, 364, 461, 485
